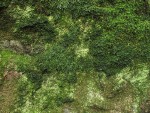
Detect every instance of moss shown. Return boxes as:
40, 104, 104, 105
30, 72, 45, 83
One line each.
1, 1, 150, 113
0, 50, 32, 79
2, 63, 148, 113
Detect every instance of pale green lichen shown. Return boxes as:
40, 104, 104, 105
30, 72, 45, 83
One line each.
9, 6, 34, 19
75, 46, 89, 57
47, 16, 54, 22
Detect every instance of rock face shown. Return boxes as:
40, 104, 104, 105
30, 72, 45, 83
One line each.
3, 40, 10, 48
10, 40, 23, 51
13, 63, 150, 113
0, 40, 45, 54
0, 40, 24, 52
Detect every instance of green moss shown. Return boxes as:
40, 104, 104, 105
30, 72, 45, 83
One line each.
0, 50, 32, 78
1, 0, 150, 113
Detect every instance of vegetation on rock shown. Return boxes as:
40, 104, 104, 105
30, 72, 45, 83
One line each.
0, 0, 150, 113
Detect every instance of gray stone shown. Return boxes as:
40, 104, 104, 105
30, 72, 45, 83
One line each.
3, 40, 10, 48
64, 108, 70, 113
10, 40, 23, 49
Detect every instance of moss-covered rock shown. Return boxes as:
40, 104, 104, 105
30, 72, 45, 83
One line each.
11, 63, 150, 113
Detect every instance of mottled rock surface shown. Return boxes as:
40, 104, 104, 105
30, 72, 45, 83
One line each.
11, 64, 150, 113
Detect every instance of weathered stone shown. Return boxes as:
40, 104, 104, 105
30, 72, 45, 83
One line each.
0, 40, 24, 52
63, 108, 70, 113
3, 40, 10, 48
10, 40, 23, 50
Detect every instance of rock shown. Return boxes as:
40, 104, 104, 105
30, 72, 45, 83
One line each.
0, 40, 9, 49
10, 40, 23, 51
63, 108, 70, 113
23, 45, 32, 54
3, 40, 10, 48
0, 40, 24, 52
